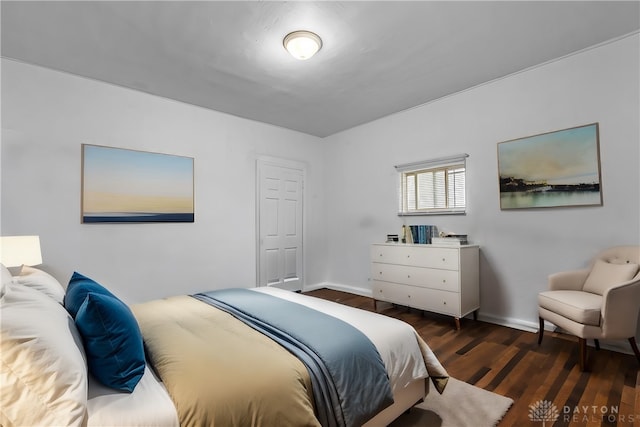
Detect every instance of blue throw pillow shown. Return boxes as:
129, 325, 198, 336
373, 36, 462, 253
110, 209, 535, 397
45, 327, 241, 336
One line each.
75, 292, 146, 392
64, 272, 116, 318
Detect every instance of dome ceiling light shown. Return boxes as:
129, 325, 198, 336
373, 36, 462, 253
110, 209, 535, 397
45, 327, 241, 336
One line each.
283, 30, 322, 60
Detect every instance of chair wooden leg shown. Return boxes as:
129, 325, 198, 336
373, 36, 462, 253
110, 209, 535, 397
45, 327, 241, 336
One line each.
594, 339, 600, 351
578, 338, 587, 371
629, 337, 640, 364
538, 317, 544, 345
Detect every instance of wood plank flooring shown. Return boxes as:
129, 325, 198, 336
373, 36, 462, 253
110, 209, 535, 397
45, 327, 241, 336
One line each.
305, 288, 640, 427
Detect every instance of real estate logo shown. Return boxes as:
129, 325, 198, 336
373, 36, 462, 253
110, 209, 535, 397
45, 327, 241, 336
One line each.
529, 400, 638, 424
529, 400, 559, 426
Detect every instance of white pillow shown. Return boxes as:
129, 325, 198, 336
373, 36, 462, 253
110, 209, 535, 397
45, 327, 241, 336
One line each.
0, 283, 88, 427
15, 265, 66, 304
583, 259, 639, 295
0, 263, 12, 298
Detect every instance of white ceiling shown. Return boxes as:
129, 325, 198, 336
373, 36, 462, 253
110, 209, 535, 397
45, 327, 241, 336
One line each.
2, 1, 639, 137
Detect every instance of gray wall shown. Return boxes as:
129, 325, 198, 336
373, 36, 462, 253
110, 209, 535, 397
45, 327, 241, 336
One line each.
322, 34, 640, 333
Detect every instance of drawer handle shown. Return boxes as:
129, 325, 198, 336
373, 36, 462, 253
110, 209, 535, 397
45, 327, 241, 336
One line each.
443, 301, 447, 305
407, 275, 411, 278
442, 258, 446, 262
442, 279, 446, 283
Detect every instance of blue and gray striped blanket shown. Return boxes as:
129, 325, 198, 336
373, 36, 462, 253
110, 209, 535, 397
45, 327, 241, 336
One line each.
194, 288, 394, 427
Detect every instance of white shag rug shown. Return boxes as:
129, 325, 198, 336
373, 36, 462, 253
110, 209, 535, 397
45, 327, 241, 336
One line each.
390, 377, 513, 427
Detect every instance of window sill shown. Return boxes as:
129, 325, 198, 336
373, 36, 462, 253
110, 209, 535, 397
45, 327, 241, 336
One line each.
397, 211, 466, 217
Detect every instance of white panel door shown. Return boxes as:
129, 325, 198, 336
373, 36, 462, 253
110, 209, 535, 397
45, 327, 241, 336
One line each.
257, 159, 304, 291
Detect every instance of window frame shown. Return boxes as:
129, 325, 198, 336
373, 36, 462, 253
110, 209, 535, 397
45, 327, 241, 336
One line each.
396, 153, 469, 216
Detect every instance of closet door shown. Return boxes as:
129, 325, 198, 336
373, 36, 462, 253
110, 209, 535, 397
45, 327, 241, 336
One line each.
257, 159, 304, 291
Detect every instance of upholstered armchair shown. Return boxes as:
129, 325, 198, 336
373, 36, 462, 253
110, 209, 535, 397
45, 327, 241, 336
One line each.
538, 246, 640, 371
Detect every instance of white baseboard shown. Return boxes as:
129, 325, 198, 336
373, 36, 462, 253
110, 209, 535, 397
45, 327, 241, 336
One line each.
301, 282, 329, 292
476, 313, 541, 333
303, 281, 374, 297
302, 283, 636, 356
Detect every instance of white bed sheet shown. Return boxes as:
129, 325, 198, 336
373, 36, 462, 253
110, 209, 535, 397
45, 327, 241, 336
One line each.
87, 365, 179, 427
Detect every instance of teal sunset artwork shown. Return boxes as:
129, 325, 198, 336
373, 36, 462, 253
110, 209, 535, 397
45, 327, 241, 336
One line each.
82, 144, 194, 222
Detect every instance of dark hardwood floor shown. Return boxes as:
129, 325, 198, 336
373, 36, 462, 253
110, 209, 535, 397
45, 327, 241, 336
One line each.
305, 288, 640, 427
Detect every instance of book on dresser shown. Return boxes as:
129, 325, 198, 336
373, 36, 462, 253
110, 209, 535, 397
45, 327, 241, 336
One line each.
406, 225, 437, 244
431, 236, 468, 246
370, 243, 479, 330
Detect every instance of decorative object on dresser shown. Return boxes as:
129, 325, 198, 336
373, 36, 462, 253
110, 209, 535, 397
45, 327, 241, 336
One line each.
371, 243, 479, 330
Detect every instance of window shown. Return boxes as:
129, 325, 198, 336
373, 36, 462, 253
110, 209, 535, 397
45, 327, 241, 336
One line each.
396, 154, 468, 215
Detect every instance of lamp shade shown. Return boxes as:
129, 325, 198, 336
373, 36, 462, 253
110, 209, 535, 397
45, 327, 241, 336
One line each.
0, 236, 43, 267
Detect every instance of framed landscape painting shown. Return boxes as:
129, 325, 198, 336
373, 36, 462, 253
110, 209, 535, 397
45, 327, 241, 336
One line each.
497, 123, 602, 210
82, 144, 194, 223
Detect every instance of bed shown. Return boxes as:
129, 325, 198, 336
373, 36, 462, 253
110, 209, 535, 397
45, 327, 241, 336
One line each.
0, 265, 449, 427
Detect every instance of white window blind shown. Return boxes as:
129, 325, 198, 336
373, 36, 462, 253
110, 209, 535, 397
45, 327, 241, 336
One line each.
396, 154, 468, 215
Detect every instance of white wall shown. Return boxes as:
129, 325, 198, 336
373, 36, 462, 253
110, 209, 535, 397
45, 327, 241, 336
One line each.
2, 34, 639, 343
323, 34, 640, 332
1, 59, 327, 303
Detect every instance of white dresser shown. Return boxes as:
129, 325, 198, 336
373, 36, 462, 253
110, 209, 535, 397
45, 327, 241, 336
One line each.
371, 243, 479, 329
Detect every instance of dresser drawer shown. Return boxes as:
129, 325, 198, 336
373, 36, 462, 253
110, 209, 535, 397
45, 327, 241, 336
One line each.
410, 287, 461, 316
373, 281, 461, 316
372, 281, 410, 306
371, 245, 459, 270
371, 263, 460, 291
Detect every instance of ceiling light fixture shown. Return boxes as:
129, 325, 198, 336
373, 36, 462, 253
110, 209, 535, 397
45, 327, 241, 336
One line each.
283, 30, 322, 60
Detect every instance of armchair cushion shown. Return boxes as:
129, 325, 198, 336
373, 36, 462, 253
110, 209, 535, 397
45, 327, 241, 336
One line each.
538, 290, 602, 326
548, 269, 590, 291
582, 259, 638, 295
